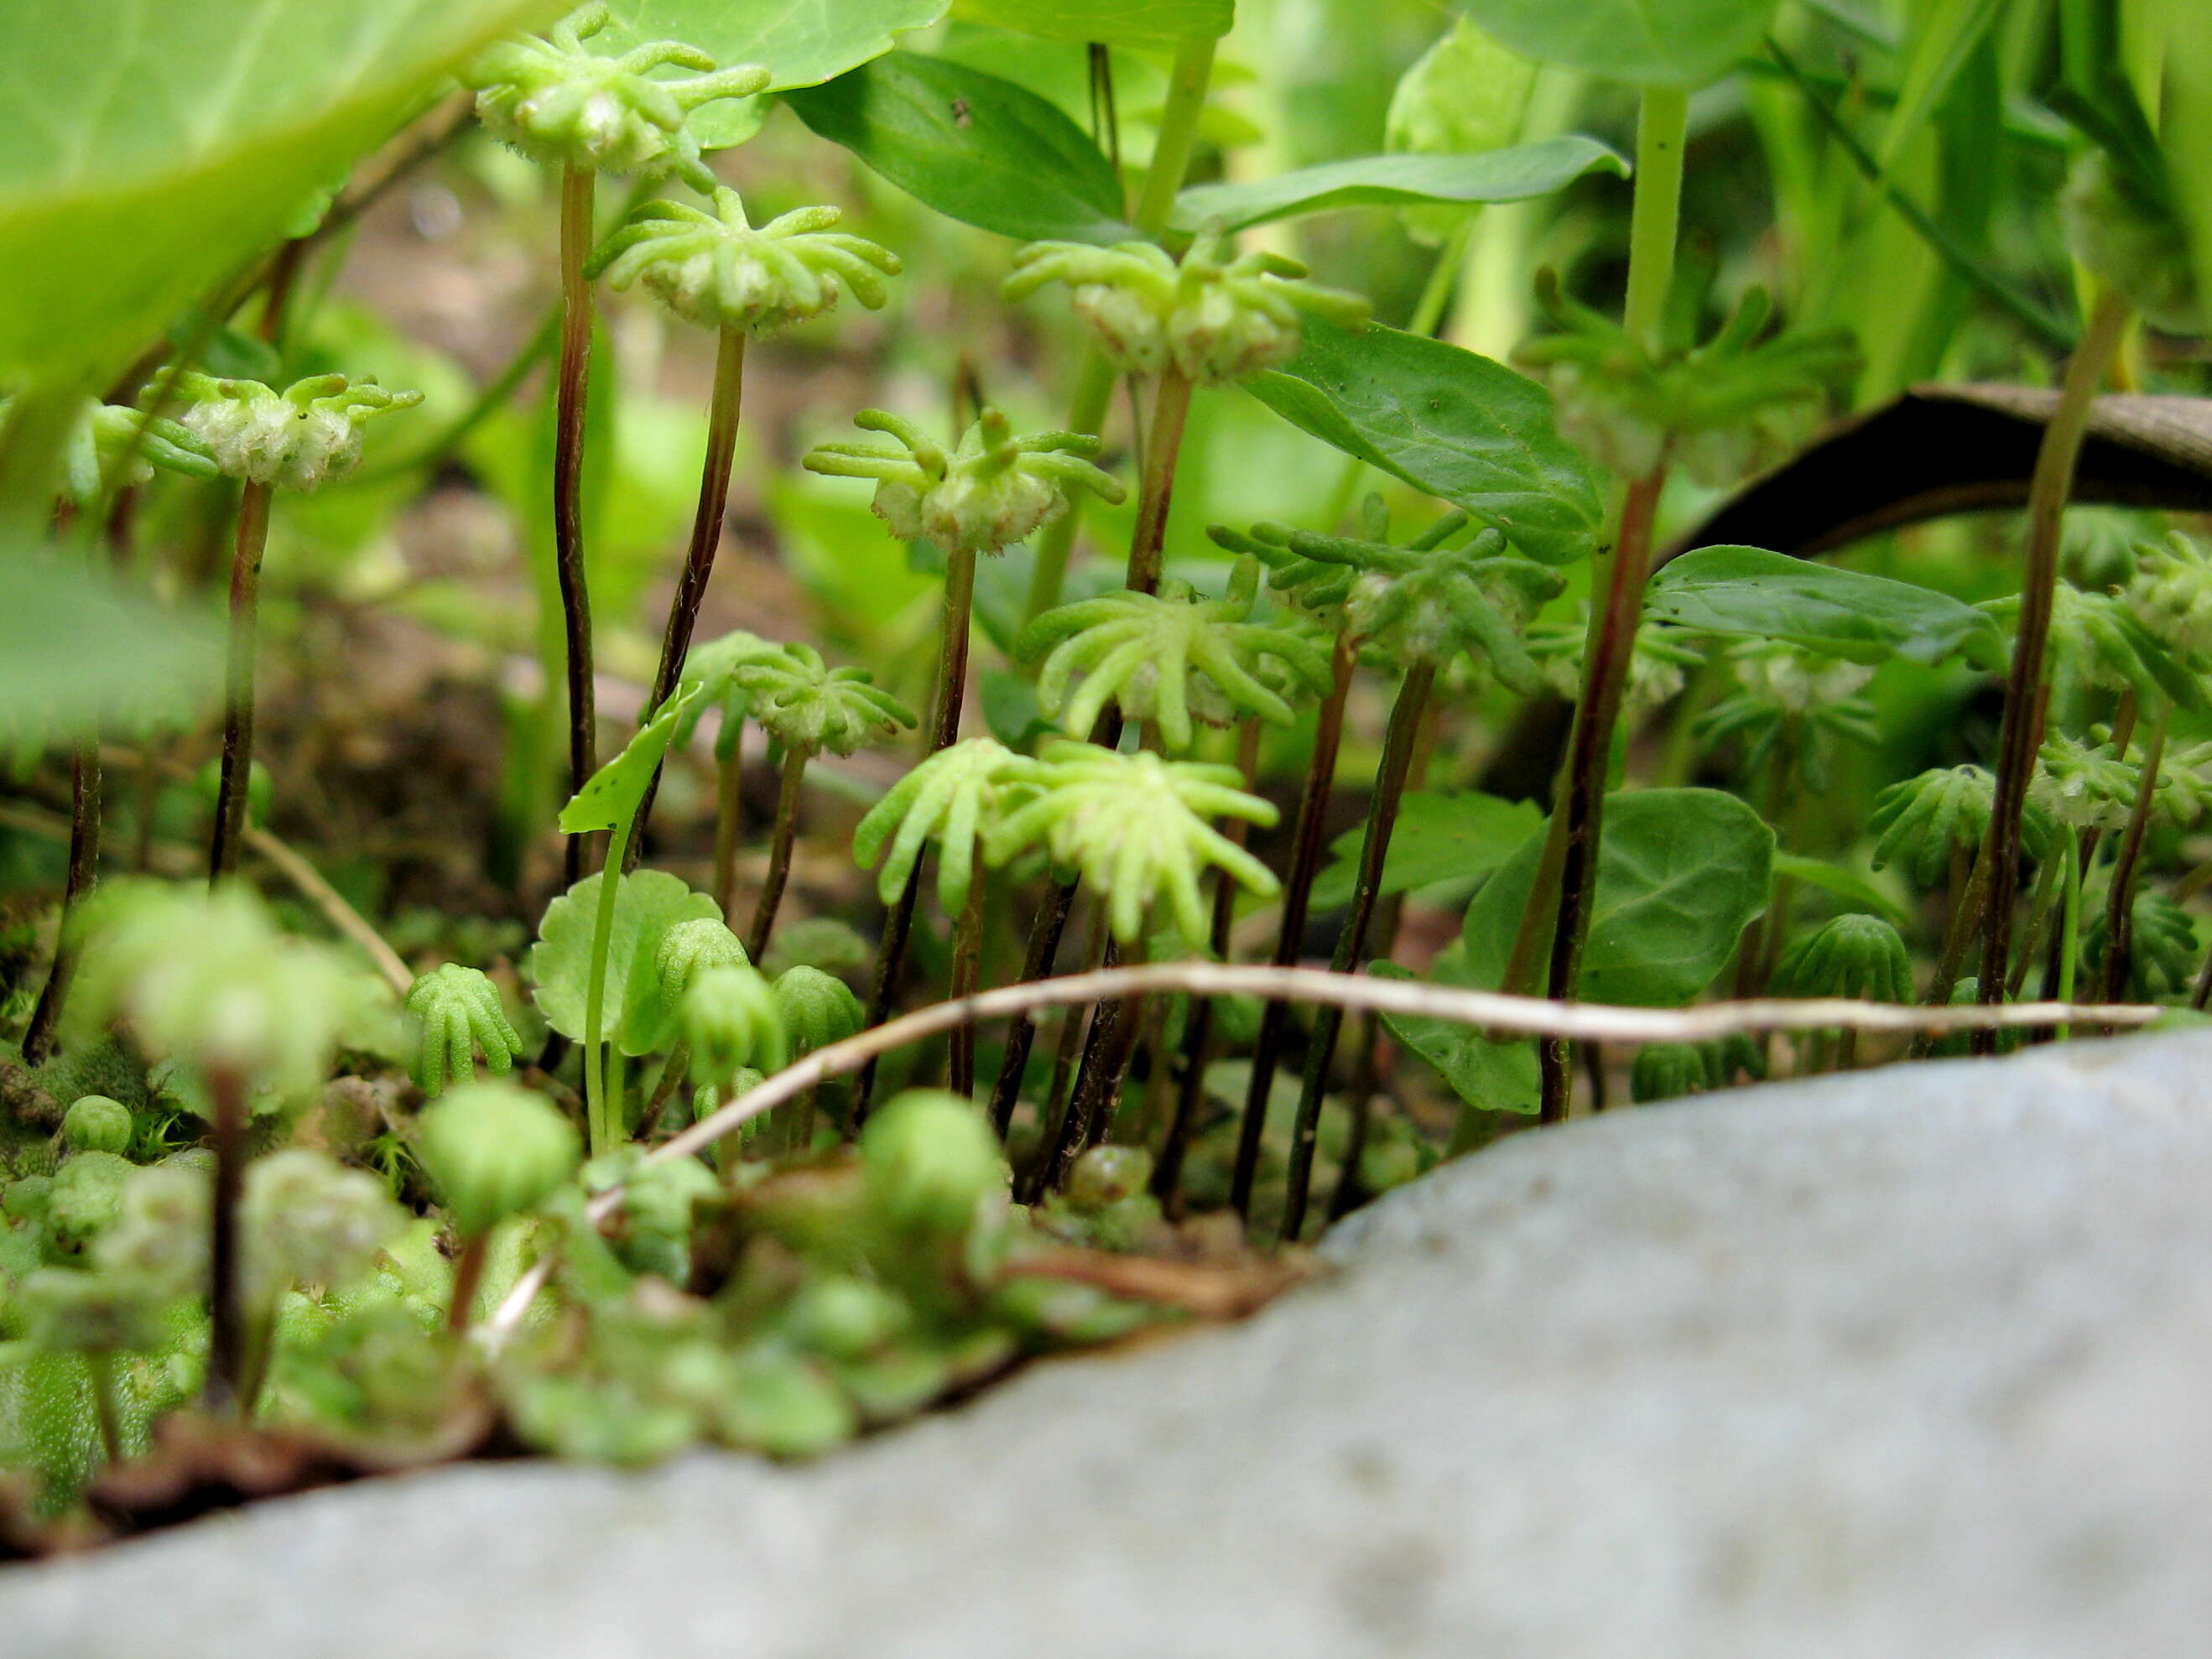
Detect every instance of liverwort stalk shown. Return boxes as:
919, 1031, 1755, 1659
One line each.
1528, 86, 1689, 1122
553, 164, 599, 886
21, 746, 100, 1067
1973, 288, 2133, 1044
2097, 706, 2170, 1004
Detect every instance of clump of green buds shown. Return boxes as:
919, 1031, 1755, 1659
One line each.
680, 964, 788, 1089
591, 189, 901, 333
859, 1090, 1005, 1236
2085, 891, 2201, 1000
1527, 614, 1705, 715
1776, 913, 1913, 1004
804, 408, 1123, 557
1020, 559, 1335, 751
852, 737, 1025, 915
404, 965, 524, 1097
2125, 534, 2212, 659
773, 967, 863, 1060
1004, 230, 1371, 385
2031, 734, 2145, 833
461, 3, 768, 187
168, 372, 420, 492
61, 1095, 133, 1157
1871, 765, 2053, 886
2059, 149, 2203, 336
1630, 1043, 1713, 1104
417, 1079, 582, 1237
732, 644, 917, 758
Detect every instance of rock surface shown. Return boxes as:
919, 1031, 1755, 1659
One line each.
7, 1032, 2212, 1658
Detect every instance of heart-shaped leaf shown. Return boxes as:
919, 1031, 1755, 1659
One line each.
1643, 544, 2006, 667
1385, 788, 1772, 1113
1170, 138, 1626, 235
558, 684, 704, 835
1247, 320, 1604, 566
1310, 790, 1541, 912
1450, 0, 1781, 88
598, 0, 949, 150
526, 869, 720, 1047
0, 0, 560, 385
784, 52, 1130, 245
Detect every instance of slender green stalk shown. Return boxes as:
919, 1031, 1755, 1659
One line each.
1020, 34, 1215, 624
1324, 1009, 1384, 1223
712, 738, 745, 921
2006, 836, 2067, 999
2098, 705, 2168, 1003
1126, 367, 1195, 596
1506, 86, 1689, 1042
1974, 289, 2131, 1043
747, 746, 809, 961
581, 813, 637, 1157
209, 481, 274, 883
204, 1065, 249, 1412
947, 848, 988, 1096
1045, 934, 1150, 1194
2056, 824, 2084, 1040
628, 324, 747, 865
445, 1232, 489, 1334
554, 164, 601, 888
1156, 720, 1264, 1206
1280, 660, 1436, 1243
87, 1352, 122, 1465
987, 878, 1080, 1136
22, 744, 100, 1065
1231, 635, 1356, 1215
855, 542, 979, 1121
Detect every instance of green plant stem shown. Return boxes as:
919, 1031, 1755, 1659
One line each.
1535, 466, 1668, 1120
855, 543, 979, 1121
2007, 839, 2067, 999
1231, 634, 1356, 1216
627, 325, 747, 865
209, 481, 273, 884
2099, 705, 2168, 1003
1975, 288, 2131, 1044
713, 736, 745, 922
987, 878, 1081, 1137
947, 848, 988, 1097
445, 1231, 489, 1334
1046, 934, 1150, 1194
554, 163, 600, 889
1155, 719, 1263, 1208
747, 746, 809, 962
2056, 824, 2084, 1041
86, 1351, 122, 1465
204, 1065, 249, 1413
22, 744, 100, 1066
1020, 34, 1214, 625
1325, 1009, 1385, 1223
581, 813, 637, 1157
1126, 367, 1195, 595
1280, 659, 1435, 1244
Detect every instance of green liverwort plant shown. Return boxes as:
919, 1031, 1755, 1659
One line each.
417, 1079, 580, 1330
404, 965, 525, 1098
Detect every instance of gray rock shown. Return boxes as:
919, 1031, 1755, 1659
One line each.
7, 1032, 2212, 1658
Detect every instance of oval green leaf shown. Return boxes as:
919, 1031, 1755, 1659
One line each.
784, 52, 1131, 245
558, 683, 704, 835
1384, 788, 1773, 1113
0, 0, 560, 386
951, 0, 1234, 47
1310, 790, 1541, 912
1170, 137, 1626, 235
527, 869, 720, 1048
598, 0, 949, 151
1451, 0, 1781, 88
1247, 320, 1604, 566
1644, 544, 2006, 667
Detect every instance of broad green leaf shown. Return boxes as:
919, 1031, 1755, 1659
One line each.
1450, 0, 1781, 88
1169, 138, 1626, 236
1384, 17, 1542, 246
1772, 853, 1910, 928
0, 0, 561, 385
1247, 321, 1603, 567
557, 684, 704, 834
599, 0, 948, 151
1385, 789, 1772, 1113
0, 555, 223, 754
2173, 20, 2212, 335
951, 0, 1233, 47
1644, 544, 2005, 667
1309, 791, 1540, 912
527, 869, 719, 1048
783, 53, 1130, 245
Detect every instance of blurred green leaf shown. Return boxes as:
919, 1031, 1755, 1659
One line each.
1247, 321, 1603, 566
0, 0, 560, 385
1384, 16, 1542, 245
1450, 0, 1778, 88
951, 0, 1233, 47
1309, 790, 1539, 911
785, 52, 1130, 244
1772, 853, 1909, 928
1645, 545, 2005, 667
1383, 788, 1772, 1113
1169, 138, 1626, 235
599, 0, 948, 151
527, 869, 719, 1045
0, 556, 223, 753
